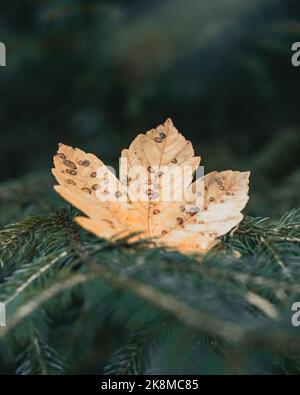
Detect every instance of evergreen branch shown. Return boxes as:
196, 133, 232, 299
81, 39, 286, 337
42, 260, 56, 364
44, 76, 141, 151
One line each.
245, 291, 278, 319
260, 236, 286, 271
67, 242, 248, 342
0, 255, 246, 344
0, 216, 48, 262
274, 236, 300, 243
104, 329, 159, 375
0, 207, 300, 374
16, 327, 66, 375
169, 262, 298, 297
2, 251, 67, 305
0, 273, 90, 337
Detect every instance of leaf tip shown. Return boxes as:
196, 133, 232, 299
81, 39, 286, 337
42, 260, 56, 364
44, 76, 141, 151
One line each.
164, 117, 174, 126
243, 170, 251, 179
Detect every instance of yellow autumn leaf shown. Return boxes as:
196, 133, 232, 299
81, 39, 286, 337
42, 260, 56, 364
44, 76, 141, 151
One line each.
52, 118, 250, 254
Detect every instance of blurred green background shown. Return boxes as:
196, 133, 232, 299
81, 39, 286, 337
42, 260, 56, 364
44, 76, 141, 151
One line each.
0, 0, 300, 219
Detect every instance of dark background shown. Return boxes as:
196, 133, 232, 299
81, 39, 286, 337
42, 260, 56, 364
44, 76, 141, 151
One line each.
0, 0, 300, 218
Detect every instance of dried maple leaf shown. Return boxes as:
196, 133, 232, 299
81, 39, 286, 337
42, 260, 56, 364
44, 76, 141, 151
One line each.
52, 118, 250, 254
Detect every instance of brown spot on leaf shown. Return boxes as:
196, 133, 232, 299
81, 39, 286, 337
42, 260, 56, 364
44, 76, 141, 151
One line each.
90, 172, 97, 178
103, 219, 113, 225
187, 206, 200, 214
57, 153, 66, 160
177, 217, 184, 225
63, 160, 77, 170
81, 187, 91, 194
159, 132, 166, 139
155, 137, 162, 143
66, 179, 76, 185
66, 169, 77, 176
78, 160, 90, 167
92, 184, 100, 191
153, 209, 160, 215
171, 158, 177, 164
